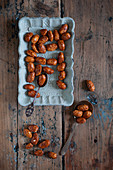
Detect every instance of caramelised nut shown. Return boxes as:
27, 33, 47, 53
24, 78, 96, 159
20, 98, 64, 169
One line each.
34, 150, 44, 156
24, 129, 32, 138
26, 50, 37, 57
31, 34, 39, 44
31, 133, 39, 145
58, 52, 64, 64
31, 43, 39, 53
35, 57, 46, 65
27, 72, 35, 83
24, 32, 33, 42
48, 30, 53, 41
38, 43, 46, 53
56, 80, 66, 90
26, 143, 33, 149
76, 117, 86, 124
43, 67, 54, 74
40, 29, 47, 36
27, 62, 35, 73
58, 40, 65, 51
46, 43, 58, 51
59, 24, 68, 34
77, 104, 89, 111
28, 90, 40, 98
35, 64, 42, 76
86, 80, 95, 91
38, 74, 46, 87
61, 33, 71, 41
73, 110, 83, 117
53, 30, 60, 41
48, 152, 57, 159
58, 71, 66, 80
83, 111, 92, 119
24, 84, 35, 90
57, 62, 66, 72
38, 36, 48, 44
38, 140, 50, 149
47, 58, 57, 65
28, 125, 39, 132
25, 56, 35, 63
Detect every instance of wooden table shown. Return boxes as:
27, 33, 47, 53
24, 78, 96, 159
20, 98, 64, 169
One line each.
0, 0, 113, 169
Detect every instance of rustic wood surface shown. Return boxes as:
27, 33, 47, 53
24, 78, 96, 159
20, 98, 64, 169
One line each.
0, 0, 113, 170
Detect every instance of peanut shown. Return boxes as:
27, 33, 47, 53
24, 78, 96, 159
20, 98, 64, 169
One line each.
43, 67, 54, 74
24, 129, 32, 138
77, 105, 89, 111
28, 90, 40, 98
47, 58, 57, 65
35, 64, 42, 76
56, 80, 66, 90
73, 110, 83, 117
35, 57, 46, 65
31, 34, 39, 44
86, 80, 95, 91
46, 43, 58, 51
57, 62, 66, 72
59, 24, 68, 34
58, 52, 64, 64
58, 40, 65, 51
26, 50, 37, 57
24, 32, 33, 42
27, 72, 35, 83
38, 140, 50, 149
24, 84, 35, 90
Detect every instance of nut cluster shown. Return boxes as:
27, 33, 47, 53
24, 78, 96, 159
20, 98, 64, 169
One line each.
23, 124, 57, 159
23, 24, 71, 97
73, 104, 92, 124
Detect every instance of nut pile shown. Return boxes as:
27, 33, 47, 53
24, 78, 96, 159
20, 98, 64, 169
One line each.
23, 124, 57, 159
73, 104, 92, 124
23, 24, 71, 98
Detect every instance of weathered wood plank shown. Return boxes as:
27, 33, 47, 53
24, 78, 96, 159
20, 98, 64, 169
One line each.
62, 0, 113, 169
17, 0, 62, 170
0, 1, 18, 169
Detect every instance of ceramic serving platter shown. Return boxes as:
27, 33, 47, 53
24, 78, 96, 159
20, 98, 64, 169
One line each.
18, 17, 75, 106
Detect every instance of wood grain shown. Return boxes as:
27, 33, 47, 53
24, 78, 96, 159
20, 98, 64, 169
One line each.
0, 0, 18, 169
62, 0, 113, 169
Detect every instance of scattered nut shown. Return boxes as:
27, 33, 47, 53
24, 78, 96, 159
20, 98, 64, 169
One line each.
86, 80, 95, 91
26, 143, 33, 149
31, 133, 39, 145
34, 150, 44, 156
28, 125, 39, 132
38, 140, 50, 149
24, 129, 32, 138
48, 152, 57, 159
